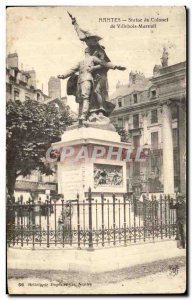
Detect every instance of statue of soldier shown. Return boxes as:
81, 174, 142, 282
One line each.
67, 12, 120, 117
58, 47, 126, 124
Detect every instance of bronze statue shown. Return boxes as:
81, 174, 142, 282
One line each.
69, 13, 116, 118
58, 16, 126, 126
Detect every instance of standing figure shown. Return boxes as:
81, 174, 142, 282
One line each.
58, 202, 72, 236
67, 12, 121, 116
161, 47, 169, 67
58, 48, 125, 124
169, 193, 186, 249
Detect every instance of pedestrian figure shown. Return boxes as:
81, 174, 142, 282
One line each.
169, 193, 186, 249
58, 202, 72, 240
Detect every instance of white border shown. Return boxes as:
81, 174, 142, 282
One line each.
1, 1, 191, 299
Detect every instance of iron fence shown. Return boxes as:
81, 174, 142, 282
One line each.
7, 189, 177, 250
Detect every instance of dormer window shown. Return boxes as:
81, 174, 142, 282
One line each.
133, 93, 138, 103
14, 89, 20, 101
118, 98, 122, 108
37, 93, 41, 101
151, 90, 156, 99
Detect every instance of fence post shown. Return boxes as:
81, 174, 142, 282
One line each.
69, 202, 73, 246
26, 197, 31, 246
151, 195, 155, 241
143, 194, 147, 242
165, 195, 168, 237
46, 196, 50, 248
54, 198, 57, 246
61, 195, 65, 248
154, 195, 158, 238
133, 194, 137, 243
167, 194, 171, 239
123, 194, 127, 246
112, 194, 116, 246
159, 194, 163, 239
32, 196, 35, 250
88, 187, 94, 251
20, 195, 24, 247
101, 193, 105, 247
77, 193, 81, 249
39, 197, 42, 247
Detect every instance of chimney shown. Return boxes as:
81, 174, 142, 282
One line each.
116, 80, 121, 89
27, 69, 36, 88
7, 53, 18, 68
48, 76, 61, 99
129, 71, 146, 85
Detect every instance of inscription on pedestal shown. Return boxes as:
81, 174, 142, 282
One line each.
60, 164, 81, 196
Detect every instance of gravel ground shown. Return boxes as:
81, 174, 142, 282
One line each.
7, 256, 186, 295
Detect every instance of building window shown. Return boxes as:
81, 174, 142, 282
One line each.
124, 118, 129, 131
151, 109, 158, 124
172, 128, 178, 148
133, 114, 139, 129
151, 90, 156, 98
133, 135, 140, 148
14, 90, 20, 101
171, 105, 178, 120
25, 174, 31, 180
118, 98, 122, 107
151, 131, 158, 149
25, 95, 30, 101
21, 74, 26, 83
124, 95, 129, 106
38, 173, 43, 182
133, 94, 137, 104
133, 161, 140, 176
150, 155, 160, 176
117, 118, 123, 128
173, 149, 179, 176
10, 69, 15, 77
132, 135, 141, 180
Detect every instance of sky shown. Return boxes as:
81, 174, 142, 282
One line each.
7, 6, 186, 112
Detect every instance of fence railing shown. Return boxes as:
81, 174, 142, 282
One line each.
7, 188, 177, 250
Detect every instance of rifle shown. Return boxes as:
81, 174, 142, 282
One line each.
67, 12, 110, 62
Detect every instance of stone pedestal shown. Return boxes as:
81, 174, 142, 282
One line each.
52, 127, 130, 200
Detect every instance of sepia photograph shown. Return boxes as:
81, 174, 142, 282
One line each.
6, 5, 187, 295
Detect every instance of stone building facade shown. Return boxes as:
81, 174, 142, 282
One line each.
6, 53, 51, 103
110, 58, 186, 196
6, 53, 69, 201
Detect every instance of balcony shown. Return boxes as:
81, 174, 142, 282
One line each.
128, 122, 143, 136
